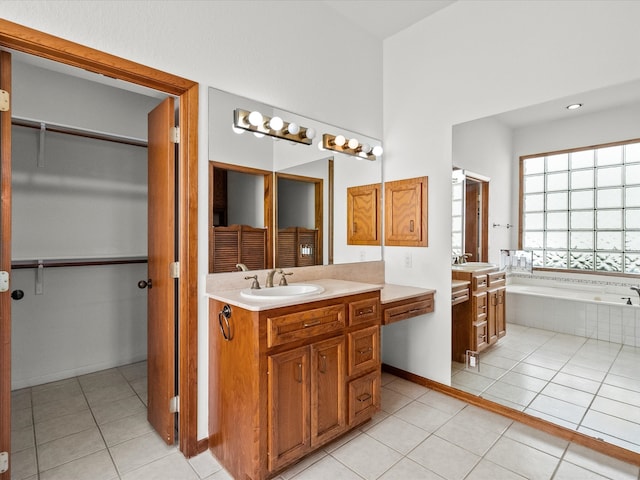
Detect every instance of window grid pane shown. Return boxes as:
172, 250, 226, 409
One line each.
521, 139, 640, 274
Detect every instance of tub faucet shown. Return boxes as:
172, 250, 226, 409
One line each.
631, 286, 640, 302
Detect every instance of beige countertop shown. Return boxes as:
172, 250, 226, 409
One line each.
380, 284, 436, 304
206, 278, 382, 311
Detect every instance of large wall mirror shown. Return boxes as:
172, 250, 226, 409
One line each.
208, 87, 382, 273
451, 78, 640, 457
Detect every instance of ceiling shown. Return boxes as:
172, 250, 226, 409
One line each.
322, 0, 456, 40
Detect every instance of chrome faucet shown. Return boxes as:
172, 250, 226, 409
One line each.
236, 263, 249, 272
631, 286, 640, 302
265, 269, 278, 288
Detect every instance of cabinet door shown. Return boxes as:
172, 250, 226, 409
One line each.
347, 183, 381, 245
268, 347, 310, 472
311, 337, 346, 447
488, 289, 498, 345
384, 176, 428, 246
496, 287, 506, 338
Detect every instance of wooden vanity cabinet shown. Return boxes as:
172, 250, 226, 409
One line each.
452, 267, 506, 362
209, 291, 381, 480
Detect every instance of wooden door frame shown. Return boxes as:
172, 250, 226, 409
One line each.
275, 172, 324, 266
0, 19, 200, 458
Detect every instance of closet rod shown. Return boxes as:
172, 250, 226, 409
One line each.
12, 117, 148, 148
11, 256, 148, 270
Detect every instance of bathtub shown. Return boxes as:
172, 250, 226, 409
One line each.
507, 283, 639, 307
506, 282, 640, 346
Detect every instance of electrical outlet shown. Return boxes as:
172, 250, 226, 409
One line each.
404, 252, 412, 268
466, 350, 479, 371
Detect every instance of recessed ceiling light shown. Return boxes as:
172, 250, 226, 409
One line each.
566, 103, 583, 110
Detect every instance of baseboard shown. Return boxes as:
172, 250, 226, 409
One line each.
381, 363, 640, 467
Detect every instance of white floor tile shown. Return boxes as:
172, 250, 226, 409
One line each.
485, 436, 560, 480
331, 433, 402, 479
408, 435, 480, 480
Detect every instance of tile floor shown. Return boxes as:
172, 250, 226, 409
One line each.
452, 322, 640, 455
10, 361, 640, 479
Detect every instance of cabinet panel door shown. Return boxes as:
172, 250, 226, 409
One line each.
311, 336, 346, 447
268, 347, 310, 472
488, 290, 498, 345
496, 287, 506, 338
384, 176, 428, 246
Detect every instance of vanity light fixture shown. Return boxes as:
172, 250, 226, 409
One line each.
322, 133, 382, 160
233, 108, 314, 145
566, 103, 583, 110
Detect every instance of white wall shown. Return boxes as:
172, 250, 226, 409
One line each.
0, 0, 383, 440
382, 0, 640, 385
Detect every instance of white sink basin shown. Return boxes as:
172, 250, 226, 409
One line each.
452, 262, 497, 271
240, 283, 325, 300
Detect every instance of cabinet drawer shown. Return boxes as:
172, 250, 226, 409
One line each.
473, 275, 488, 291
349, 297, 380, 326
473, 293, 488, 322
474, 321, 488, 351
383, 296, 433, 325
348, 326, 380, 376
348, 371, 380, 425
267, 305, 346, 347
487, 271, 506, 288
451, 285, 469, 305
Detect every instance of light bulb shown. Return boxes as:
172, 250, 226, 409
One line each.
334, 135, 346, 147
287, 122, 300, 135
304, 127, 316, 140
372, 145, 383, 156
360, 143, 371, 154
348, 138, 359, 150
248, 111, 263, 127
269, 116, 284, 131
253, 132, 265, 138
318, 141, 325, 151
232, 123, 244, 134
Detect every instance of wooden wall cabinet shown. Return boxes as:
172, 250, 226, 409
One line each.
384, 177, 428, 247
209, 291, 381, 480
451, 267, 506, 362
347, 183, 381, 245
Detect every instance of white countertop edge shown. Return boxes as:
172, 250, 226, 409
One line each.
206, 278, 382, 311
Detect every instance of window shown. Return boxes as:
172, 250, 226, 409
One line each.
520, 139, 640, 274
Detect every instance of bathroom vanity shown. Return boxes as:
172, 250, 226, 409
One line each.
207, 279, 382, 480
451, 264, 506, 362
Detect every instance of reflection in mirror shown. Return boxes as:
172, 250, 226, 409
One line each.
451, 79, 640, 456
208, 87, 382, 273
208, 162, 273, 272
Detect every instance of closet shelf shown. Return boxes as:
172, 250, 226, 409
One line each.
11, 256, 148, 269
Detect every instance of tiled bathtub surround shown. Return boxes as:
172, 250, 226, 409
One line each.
508, 273, 640, 346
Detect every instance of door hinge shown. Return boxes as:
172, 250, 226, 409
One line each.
171, 126, 180, 144
0, 451, 8, 474
0, 271, 8, 293
0, 90, 9, 112
169, 395, 179, 413
170, 261, 180, 279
